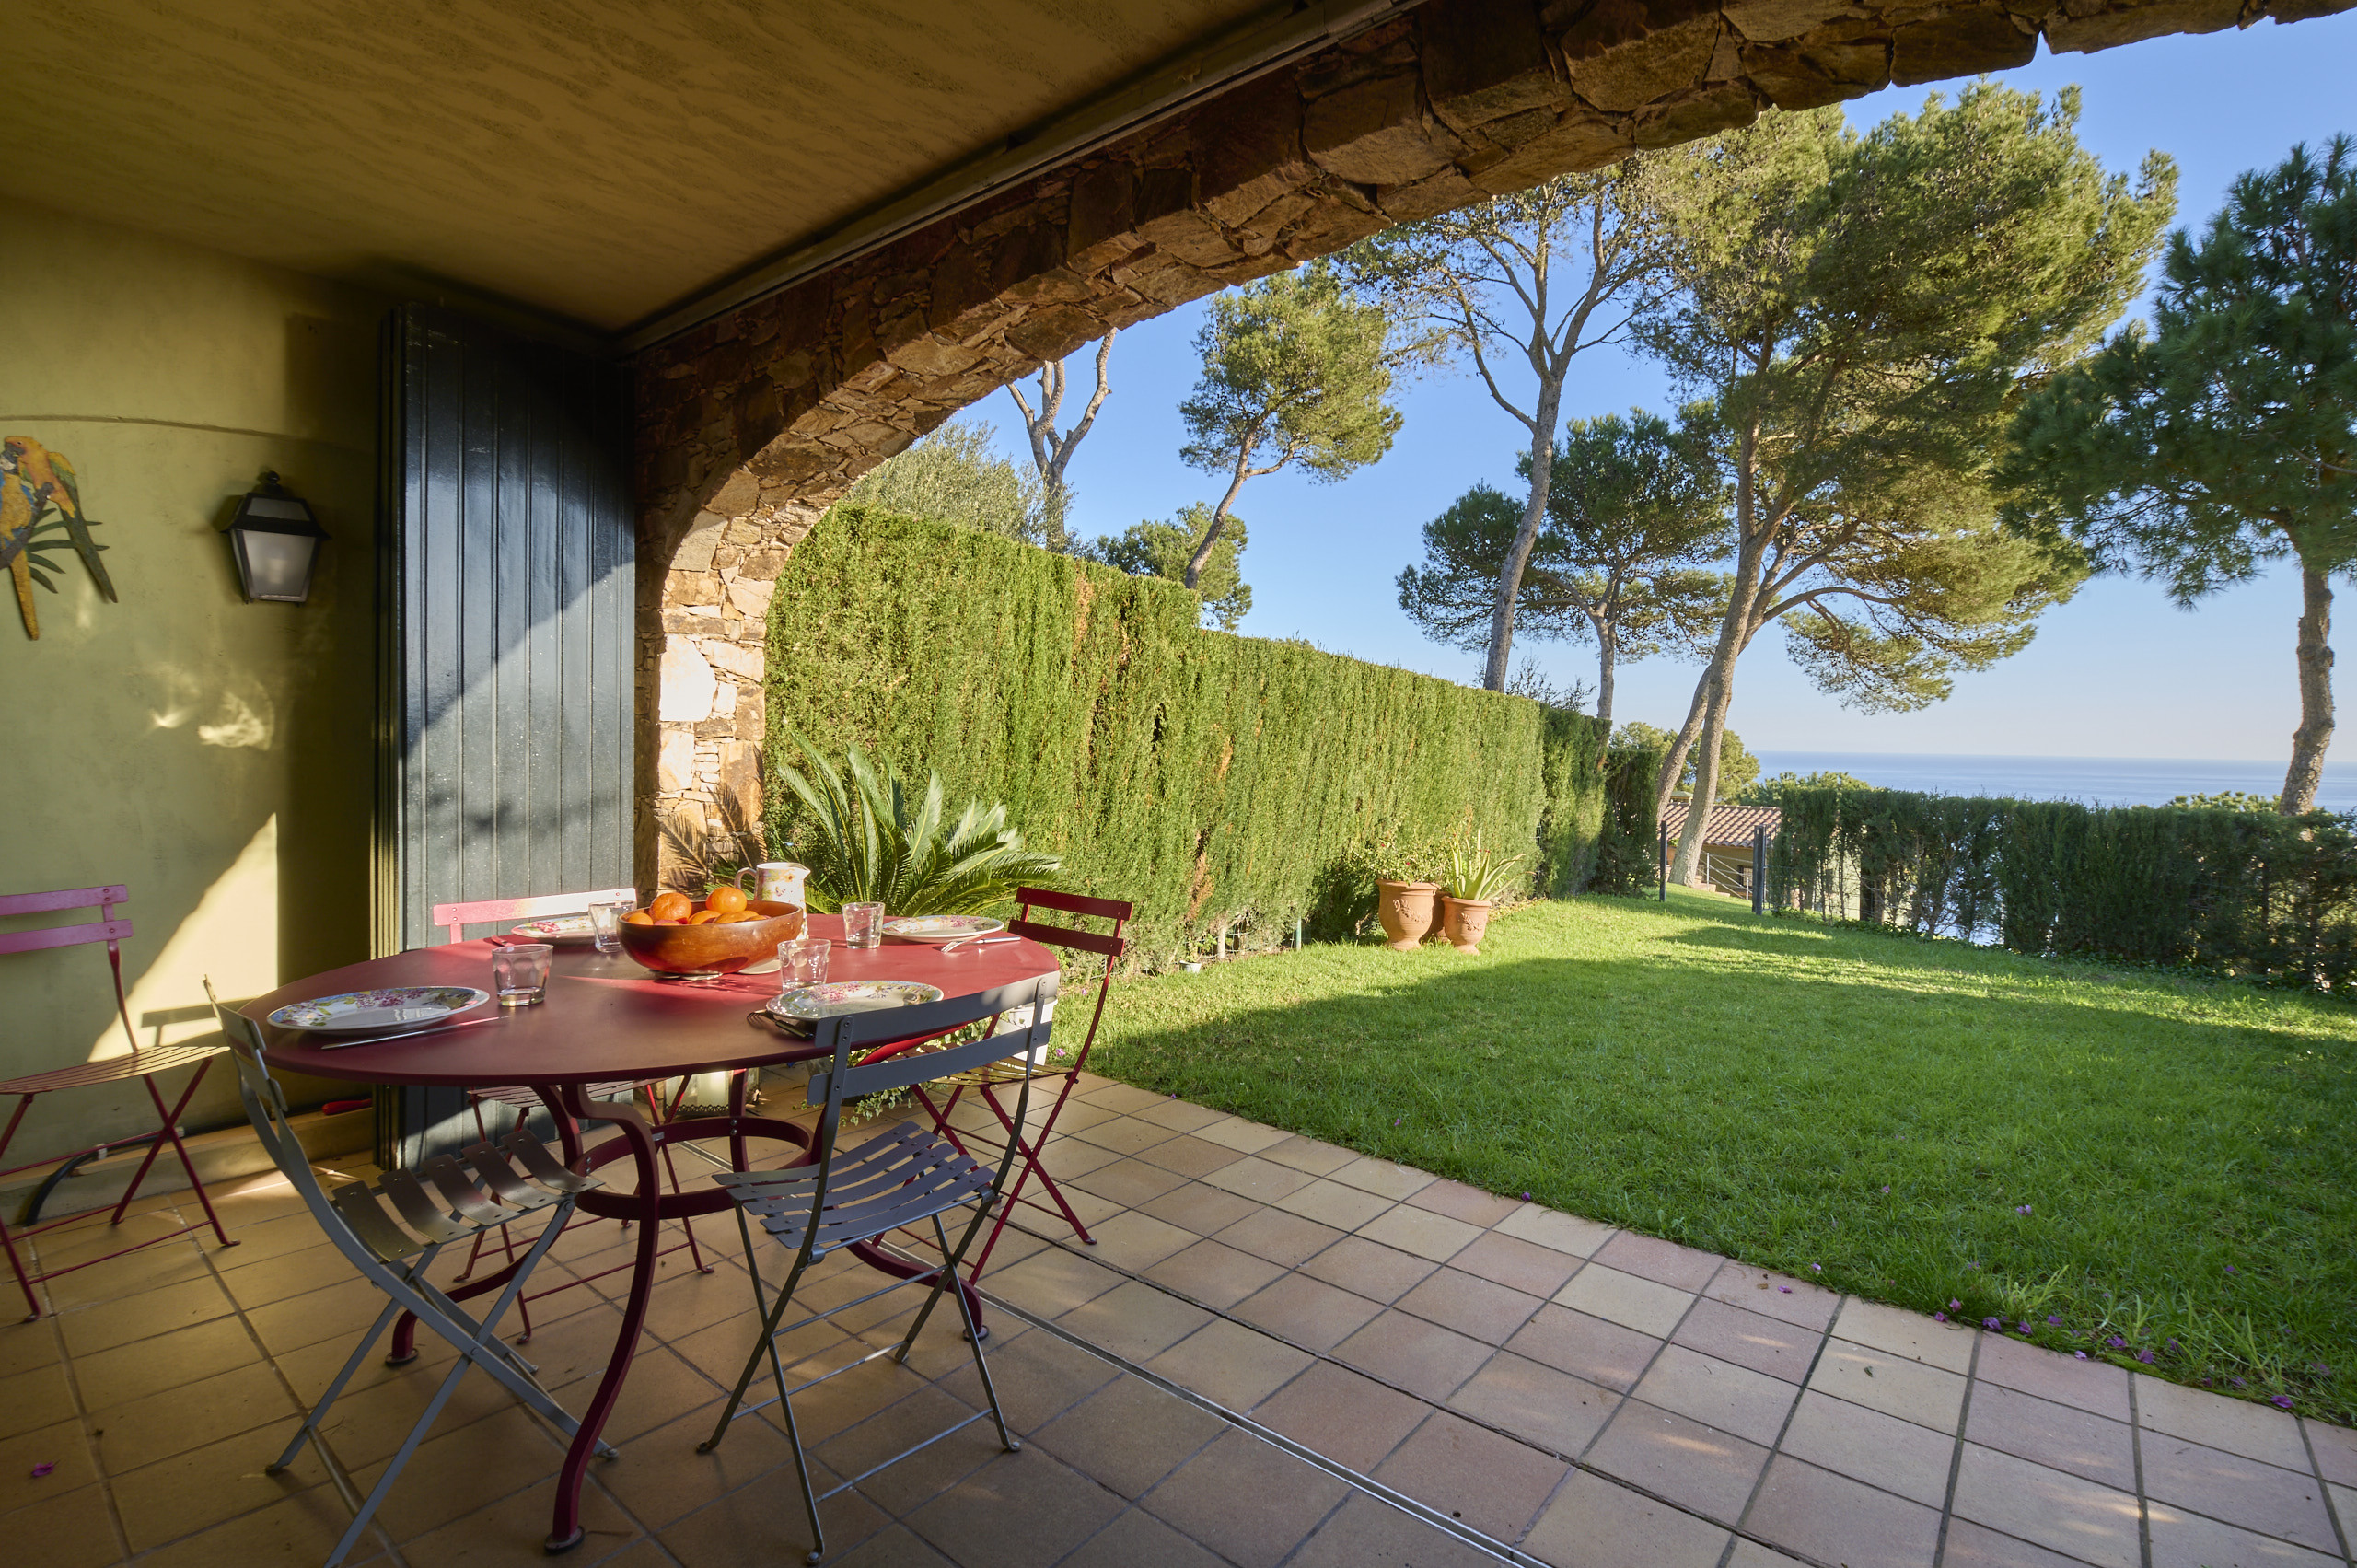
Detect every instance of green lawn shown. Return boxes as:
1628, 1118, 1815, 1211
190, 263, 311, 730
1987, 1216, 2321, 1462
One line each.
1091, 888, 2357, 1423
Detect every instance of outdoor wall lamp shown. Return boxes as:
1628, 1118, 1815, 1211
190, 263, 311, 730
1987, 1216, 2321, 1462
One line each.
223, 471, 328, 603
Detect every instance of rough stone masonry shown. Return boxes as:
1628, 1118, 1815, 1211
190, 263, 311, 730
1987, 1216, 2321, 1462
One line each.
629, 0, 2351, 889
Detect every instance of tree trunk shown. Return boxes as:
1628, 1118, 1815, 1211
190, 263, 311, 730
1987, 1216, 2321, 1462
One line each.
1666, 430, 1767, 882
2282, 563, 2335, 814
1186, 460, 1252, 590
1482, 378, 1566, 691
1670, 670, 1738, 888
1596, 629, 1616, 731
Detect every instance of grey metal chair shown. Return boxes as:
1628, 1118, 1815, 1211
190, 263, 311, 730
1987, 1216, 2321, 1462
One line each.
204, 981, 611, 1568
698, 975, 1057, 1564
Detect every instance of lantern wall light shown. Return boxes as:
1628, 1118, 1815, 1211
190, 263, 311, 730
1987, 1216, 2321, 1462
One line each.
222, 471, 328, 604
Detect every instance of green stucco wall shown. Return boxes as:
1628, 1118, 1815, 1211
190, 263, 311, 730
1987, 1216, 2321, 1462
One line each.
0, 204, 389, 1163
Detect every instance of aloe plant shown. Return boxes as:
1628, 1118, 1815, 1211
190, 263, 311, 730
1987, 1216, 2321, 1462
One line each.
773, 738, 1062, 916
1444, 832, 1526, 904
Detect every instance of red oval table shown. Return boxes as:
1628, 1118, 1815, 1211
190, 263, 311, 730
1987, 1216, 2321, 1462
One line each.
245, 914, 1058, 1553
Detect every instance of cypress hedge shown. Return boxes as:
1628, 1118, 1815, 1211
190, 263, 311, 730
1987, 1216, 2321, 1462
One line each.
762, 507, 1620, 965
1767, 784, 2357, 991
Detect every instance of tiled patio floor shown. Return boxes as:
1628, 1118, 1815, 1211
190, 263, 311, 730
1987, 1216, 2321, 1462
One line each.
5, 1071, 2351, 1568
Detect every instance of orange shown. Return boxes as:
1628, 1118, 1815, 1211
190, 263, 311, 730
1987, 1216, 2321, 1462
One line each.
717, 908, 763, 923
707, 884, 748, 914
686, 909, 722, 924
648, 890, 691, 923
621, 910, 654, 926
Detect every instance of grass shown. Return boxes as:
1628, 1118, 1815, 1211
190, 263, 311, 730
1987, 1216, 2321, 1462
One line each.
1091, 887, 2357, 1424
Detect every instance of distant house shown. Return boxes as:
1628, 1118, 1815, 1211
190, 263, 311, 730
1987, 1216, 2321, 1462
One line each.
1671, 802, 1782, 895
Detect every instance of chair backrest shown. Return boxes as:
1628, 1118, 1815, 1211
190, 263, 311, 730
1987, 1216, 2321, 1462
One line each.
1008, 887, 1130, 1072
1, 885, 136, 1055
429, 887, 636, 947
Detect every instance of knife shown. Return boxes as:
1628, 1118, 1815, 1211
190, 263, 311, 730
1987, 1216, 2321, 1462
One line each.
313, 1014, 506, 1050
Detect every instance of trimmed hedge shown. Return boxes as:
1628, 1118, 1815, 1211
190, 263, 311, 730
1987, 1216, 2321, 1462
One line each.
1767, 784, 2357, 991
763, 507, 1616, 965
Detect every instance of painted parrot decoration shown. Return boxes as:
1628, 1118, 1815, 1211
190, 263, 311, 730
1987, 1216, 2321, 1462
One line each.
0, 437, 114, 639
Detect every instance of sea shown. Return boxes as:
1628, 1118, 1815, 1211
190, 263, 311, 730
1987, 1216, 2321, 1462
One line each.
1750, 753, 2357, 813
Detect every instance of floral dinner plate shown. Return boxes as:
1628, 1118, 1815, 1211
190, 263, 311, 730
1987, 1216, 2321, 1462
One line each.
881, 915, 1004, 943
767, 980, 946, 1022
508, 915, 597, 943
268, 986, 493, 1033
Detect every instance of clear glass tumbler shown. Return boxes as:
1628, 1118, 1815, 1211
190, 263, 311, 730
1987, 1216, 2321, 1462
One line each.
779, 934, 830, 988
492, 943, 555, 1006
842, 901, 886, 949
586, 894, 632, 955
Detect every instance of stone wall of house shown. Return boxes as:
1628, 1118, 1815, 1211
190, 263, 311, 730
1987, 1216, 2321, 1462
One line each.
628, 0, 2346, 889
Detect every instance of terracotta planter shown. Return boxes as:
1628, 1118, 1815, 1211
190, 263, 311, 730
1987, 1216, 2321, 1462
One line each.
1440, 896, 1494, 954
1375, 880, 1442, 950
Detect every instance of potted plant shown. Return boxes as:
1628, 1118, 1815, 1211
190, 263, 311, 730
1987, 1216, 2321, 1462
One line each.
1368, 824, 1443, 951
1440, 833, 1524, 955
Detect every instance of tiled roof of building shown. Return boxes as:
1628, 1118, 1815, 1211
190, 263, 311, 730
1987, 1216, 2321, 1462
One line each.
1694, 803, 1782, 847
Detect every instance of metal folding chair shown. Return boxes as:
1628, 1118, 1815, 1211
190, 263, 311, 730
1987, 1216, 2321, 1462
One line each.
912, 888, 1130, 1281
204, 981, 609, 1568
429, 889, 714, 1329
0, 884, 236, 1318
700, 976, 1057, 1565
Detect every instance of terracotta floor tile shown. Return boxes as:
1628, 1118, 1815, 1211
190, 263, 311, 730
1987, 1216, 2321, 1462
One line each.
1778, 1388, 1957, 1507
1631, 1344, 1796, 1447
1394, 1268, 1544, 1345
2134, 1373, 2312, 1470
1808, 1337, 1966, 1434
1830, 1296, 1977, 1373
1965, 1380, 2138, 1492
111, 1425, 331, 1552
0, 1316, 64, 1379
1327, 1156, 1437, 1201
6, 1481, 124, 1568
1746, 1454, 1942, 1568
1270, 1178, 1394, 1232
1554, 1262, 1692, 1338
1140, 1429, 1353, 1568
1590, 1231, 1724, 1294
981, 1245, 1122, 1318
663, 1455, 877, 1568
1212, 1207, 1344, 1269
1135, 1181, 1264, 1238
1073, 1210, 1197, 1272
1039, 1097, 1120, 1134
1083, 1084, 1173, 1115
1252, 1359, 1432, 1471
1586, 1400, 1768, 1523
1725, 1541, 1817, 1568
1055, 1279, 1213, 1362
32, 1237, 215, 1312
1404, 1179, 1520, 1228
1940, 1517, 2119, 1568
89, 1359, 297, 1473
2140, 1431, 2340, 1553
1295, 1235, 1438, 1304
816, 1385, 1000, 1518
1950, 1443, 2143, 1568
1332, 1310, 1494, 1404
1372, 1409, 1570, 1541
134, 1482, 383, 1568
207, 1214, 333, 1272
1671, 1297, 1823, 1386
1285, 1491, 1503, 1568
1069, 1117, 1182, 1159
1033, 1135, 1123, 1181
1143, 1238, 1286, 1309
1135, 1098, 1227, 1134
1446, 1230, 1580, 1298
1356, 1205, 1480, 1264
1029, 1374, 1226, 1498
1190, 1117, 1294, 1155
933, 1322, 1120, 1432
1069, 1156, 1189, 1210
1148, 1317, 1314, 1409
1134, 1133, 1248, 1179
1057, 1505, 1231, 1568
592, 1404, 803, 1531
359, 1405, 570, 1542
1973, 1332, 2131, 1423
2144, 1503, 2344, 1568
1257, 1135, 1359, 1177
0, 1360, 75, 1439
1701, 1266, 1841, 1331
1, 1418, 102, 1513
1505, 1305, 1663, 1393
1199, 1156, 1317, 1205
830, 1523, 958, 1568
2305, 1417, 2357, 1488
1492, 1202, 1613, 1259
56, 1273, 233, 1356
1446, 1351, 1620, 1458
1522, 1469, 1732, 1568
215, 1245, 354, 1313
1231, 1272, 1386, 1353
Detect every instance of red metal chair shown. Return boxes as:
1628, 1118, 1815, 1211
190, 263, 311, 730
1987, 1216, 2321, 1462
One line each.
0, 885, 237, 1318
912, 887, 1131, 1282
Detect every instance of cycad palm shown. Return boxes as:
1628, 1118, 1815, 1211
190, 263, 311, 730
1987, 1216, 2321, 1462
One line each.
774, 739, 1062, 915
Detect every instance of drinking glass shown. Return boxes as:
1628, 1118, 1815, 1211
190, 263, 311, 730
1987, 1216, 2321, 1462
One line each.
842, 901, 885, 949
779, 934, 830, 988
493, 943, 555, 1006
586, 894, 632, 955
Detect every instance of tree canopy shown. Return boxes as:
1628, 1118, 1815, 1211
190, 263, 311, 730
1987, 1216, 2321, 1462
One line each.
2001, 135, 2356, 812
1086, 502, 1253, 632
841, 419, 1045, 544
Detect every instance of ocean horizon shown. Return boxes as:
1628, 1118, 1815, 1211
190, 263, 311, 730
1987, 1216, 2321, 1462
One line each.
1750, 752, 2357, 812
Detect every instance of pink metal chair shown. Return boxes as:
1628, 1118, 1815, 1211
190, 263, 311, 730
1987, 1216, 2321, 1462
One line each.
0, 885, 237, 1318
428, 889, 714, 1333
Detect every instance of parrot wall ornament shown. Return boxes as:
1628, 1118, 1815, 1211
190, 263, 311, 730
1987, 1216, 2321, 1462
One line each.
0, 437, 116, 640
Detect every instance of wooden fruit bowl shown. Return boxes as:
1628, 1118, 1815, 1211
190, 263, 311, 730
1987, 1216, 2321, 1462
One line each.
617, 900, 807, 976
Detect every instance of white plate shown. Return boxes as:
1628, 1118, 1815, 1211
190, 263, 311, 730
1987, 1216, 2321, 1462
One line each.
508, 916, 598, 944
767, 981, 946, 1021
881, 915, 1004, 944
268, 986, 493, 1033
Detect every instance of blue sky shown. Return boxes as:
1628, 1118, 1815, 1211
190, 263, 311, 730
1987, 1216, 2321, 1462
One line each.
961, 16, 2357, 761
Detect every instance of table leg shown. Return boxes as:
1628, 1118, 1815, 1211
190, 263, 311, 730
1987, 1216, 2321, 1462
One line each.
542, 1082, 659, 1555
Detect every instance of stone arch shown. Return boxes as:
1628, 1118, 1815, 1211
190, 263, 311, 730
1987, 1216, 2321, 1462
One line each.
628, 0, 2346, 888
